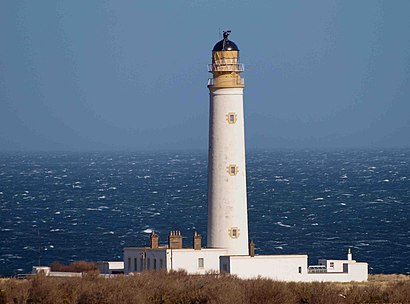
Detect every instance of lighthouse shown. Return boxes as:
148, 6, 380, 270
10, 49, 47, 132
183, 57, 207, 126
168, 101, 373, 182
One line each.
207, 31, 249, 255
123, 31, 368, 282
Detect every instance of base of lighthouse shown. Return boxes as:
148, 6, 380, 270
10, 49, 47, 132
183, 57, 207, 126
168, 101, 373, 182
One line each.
123, 231, 368, 282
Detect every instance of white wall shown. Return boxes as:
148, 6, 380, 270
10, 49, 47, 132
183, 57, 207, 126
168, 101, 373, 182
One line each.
124, 248, 167, 274
222, 255, 368, 282
97, 262, 124, 274
319, 259, 351, 273
207, 87, 249, 255
124, 247, 228, 275
222, 255, 308, 281
306, 262, 368, 282
169, 249, 228, 274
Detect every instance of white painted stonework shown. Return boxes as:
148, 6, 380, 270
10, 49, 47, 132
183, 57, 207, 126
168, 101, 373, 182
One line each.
96, 261, 124, 274
220, 254, 368, 282
124, 247, 228, 275
207, 87, 249, 256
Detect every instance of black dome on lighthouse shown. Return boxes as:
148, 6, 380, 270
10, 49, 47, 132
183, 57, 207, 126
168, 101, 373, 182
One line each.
212, 39, 239, 51
212, 30, 239, 51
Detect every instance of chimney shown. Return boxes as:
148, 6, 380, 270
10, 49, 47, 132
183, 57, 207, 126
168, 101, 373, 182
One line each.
150, 232, 159, 249
193, 232, 202, 250
347, 247, 353, 261
249, 240, 255, 257
168, 230, 183, 249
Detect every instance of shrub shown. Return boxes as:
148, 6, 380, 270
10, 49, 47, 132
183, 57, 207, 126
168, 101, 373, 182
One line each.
0, 273, 409, 304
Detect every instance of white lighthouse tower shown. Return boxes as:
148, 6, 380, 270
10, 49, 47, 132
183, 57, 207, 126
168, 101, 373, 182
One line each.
207, 31, 249, 255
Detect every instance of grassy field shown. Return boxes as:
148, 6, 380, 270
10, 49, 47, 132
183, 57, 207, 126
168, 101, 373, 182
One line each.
1, 272, 409, 304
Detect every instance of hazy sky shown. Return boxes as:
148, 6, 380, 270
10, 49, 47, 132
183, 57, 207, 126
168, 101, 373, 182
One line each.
1, 1, 409, 151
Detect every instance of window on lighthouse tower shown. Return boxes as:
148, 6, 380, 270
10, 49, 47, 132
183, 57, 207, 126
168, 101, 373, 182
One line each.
229, 227, 240, 239
232, 229, 238, 238
226, 112, 237, 124
227, 164, 238, 176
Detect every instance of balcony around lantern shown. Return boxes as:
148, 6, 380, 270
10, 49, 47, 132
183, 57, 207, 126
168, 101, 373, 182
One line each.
207, 77, 245, 87
207, 61, 245, 72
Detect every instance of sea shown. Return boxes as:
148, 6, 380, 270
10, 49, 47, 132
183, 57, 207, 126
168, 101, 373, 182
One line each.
0, 150, 409, 276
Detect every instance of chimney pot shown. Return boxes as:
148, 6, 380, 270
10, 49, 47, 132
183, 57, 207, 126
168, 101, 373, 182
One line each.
168, 230, 183, 249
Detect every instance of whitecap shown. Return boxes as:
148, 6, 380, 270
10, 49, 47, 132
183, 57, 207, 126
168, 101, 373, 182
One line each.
276, 222, 292, 228
311, 223, 319, 226
98, 195, 106, 199
143, 228, 153, 234
275, 246, 284, 250
340, 203, 346, 206
55, 211, 61, 215
2, 254, 22, 259
314, 197, 324, 201
383, 179, 390, 182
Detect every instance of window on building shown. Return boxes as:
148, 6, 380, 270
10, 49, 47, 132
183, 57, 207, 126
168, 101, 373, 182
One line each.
160, 259, 163, 269
147, 258, 150, 270
198, 258, 204, 269
127, 258, 131, 271
134, 258, 137, 271
222, 264, 228, 272
140, 257, 144, 271
154, 259, 157, 270
330, 262, 334, 268
298, 266, 302, 274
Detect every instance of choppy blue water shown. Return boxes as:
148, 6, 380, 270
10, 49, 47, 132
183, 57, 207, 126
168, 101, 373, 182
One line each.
0, 150, 409, 276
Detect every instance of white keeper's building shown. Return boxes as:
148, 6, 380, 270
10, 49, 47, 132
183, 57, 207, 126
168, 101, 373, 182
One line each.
124, 31, 368, 282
